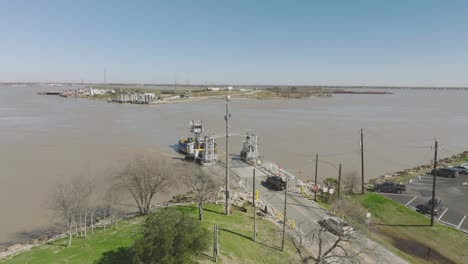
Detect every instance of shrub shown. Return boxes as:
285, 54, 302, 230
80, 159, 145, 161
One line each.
132, 208, 210, 263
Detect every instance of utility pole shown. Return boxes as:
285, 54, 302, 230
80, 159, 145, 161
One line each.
213, 224, 219, 262
338, 163, 342, 198
431, 140, 438, 226
225, 95, 231, 215
361, 128, 365, 195
314, 153, 318, 201
253, 168, 257, 241
281, 177, 288, 251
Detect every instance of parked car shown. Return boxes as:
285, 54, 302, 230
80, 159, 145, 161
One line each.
318, 217, 354, 236
449, 166, 468, 175
430, 168, 459, 178
416, 199, 443, 215
266, 176, 286, 191
374, 182, 406, 194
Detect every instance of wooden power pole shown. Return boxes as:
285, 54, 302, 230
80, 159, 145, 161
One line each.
213, 224, 219, 262
281, 177, 288, 251
338, 163, 342, 198
253, 168, 257, 241
361, 128, 365, 195
225, 96, 230, 215
314, 153, 318, 201
431, 140, 438, 226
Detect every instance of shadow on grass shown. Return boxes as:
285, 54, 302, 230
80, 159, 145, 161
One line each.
219, 228, 281, 251
376, 223, 430, 227
94, 247, 132, 264
178, 205, 225, 216
203, 207, 225, 216
198, 252, 215, 262
46, 240, 68, 247
220, 228, 251, 240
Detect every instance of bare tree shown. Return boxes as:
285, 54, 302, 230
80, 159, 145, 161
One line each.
88, 185, 100, 235
103, 184, 124, 228
116, 156, 169, 214
292, 198, 373, 264
183, 168, 219, 221
212, 172, 224, 205
70, 177, 92, 239
51, 183, 77, 247
343, 172, 359, 195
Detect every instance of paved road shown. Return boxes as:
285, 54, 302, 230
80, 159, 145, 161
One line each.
229, 157, 407, 264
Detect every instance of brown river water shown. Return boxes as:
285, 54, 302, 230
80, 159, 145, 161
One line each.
1, 85, 468, 247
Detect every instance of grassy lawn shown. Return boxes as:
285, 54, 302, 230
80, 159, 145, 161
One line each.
353, 193, 468, 264
1, 217, 143, 264
2, 204, 298, 264
177, 204, 299, 264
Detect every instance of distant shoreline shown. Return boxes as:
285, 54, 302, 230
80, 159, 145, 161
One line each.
36, 86, 395, 106
3, 82, 468, 90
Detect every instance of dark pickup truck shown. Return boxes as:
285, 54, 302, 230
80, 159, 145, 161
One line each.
416, 199, 442, 215
374, 182, 406, 194
266, 176, 286, 191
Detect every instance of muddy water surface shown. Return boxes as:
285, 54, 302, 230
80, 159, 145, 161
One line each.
1, 85, 468, 248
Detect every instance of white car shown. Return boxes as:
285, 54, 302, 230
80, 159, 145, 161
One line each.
318, 216, 354, 236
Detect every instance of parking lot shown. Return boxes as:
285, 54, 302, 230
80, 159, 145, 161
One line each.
379, 173, 468, 233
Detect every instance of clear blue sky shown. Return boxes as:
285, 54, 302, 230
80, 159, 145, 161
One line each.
1, 0, 467, 86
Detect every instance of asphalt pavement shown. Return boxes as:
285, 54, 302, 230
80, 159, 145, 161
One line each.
229, 156, 407, 264
379, 173, 468, 233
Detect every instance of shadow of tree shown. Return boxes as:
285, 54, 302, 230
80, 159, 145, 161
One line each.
46, 240, 67, 247
94, 247, 133, 264
203, 207, 225, 216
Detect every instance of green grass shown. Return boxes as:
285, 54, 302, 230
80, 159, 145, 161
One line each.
2, 204, 298, 264
1, 217, 143, 264
177, 204, 299, 264
353, 193, 468, 263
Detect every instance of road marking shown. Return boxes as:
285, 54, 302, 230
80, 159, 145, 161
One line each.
417, 179, 446, 183
438, 208, 448, 220
405, 196, 417, 206
457, 215, 467, 230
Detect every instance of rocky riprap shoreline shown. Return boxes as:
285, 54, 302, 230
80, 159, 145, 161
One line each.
368, 151, 468, 186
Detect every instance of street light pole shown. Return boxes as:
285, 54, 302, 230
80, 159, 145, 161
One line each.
225, 95, 231, 215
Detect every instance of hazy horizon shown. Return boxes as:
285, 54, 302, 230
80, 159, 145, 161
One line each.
1, 1, 467, 87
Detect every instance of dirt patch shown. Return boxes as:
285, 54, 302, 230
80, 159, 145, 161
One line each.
384, 231, 455, 264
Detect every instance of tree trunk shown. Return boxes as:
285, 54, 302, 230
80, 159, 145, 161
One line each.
103, 211, 106, 230
84, 211, 88, 238
74, 219, 78, 237
198, 202, 204, 221
67, 221, 73, 247
80, 212, 84, 237
91, 209, 95, 234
